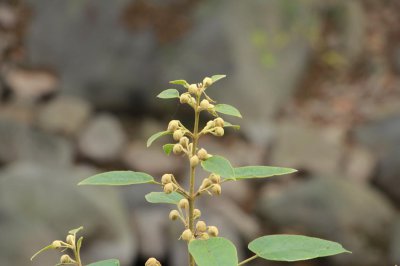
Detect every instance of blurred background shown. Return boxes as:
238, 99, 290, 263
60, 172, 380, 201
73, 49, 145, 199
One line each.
0, 0, 399, 265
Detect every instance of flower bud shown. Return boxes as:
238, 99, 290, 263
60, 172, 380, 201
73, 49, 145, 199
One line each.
164, 183, 174, 194
169, 210, 180, 221
179, 137, 189, 147
188, 84, 198, 94
173, 130, 184, 141
161, 174, 173, 185
51, 240, 62, 249
181, 229, 193, 241
66, 234, 75, 246
200, 99, 210, 109
208, 226, 219, 237
173, 144, 183, 154
193, 209, 201, 219
60, 254, 73, 264
211, 184, 222, 195
203, 77, 213, 87
190, 155, 199, 167
179, 199, 189, 209
145, 257, 161, 266
209, 174, 221, 184
167, 120, 180, 132
197, 148, 209, 160
180, 93, 190, 104
196, 221, 207, 233
214, 117, 224, 127
200, 178, 212, 190
206, 120, 215, 128
213, 127, 224, 137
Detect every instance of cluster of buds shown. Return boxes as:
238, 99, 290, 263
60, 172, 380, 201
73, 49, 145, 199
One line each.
198, 173, 222, 196
194, 221, 219, 240
161, 174, 176, 194
145, 257, 162, 266
201, 117, 225, 137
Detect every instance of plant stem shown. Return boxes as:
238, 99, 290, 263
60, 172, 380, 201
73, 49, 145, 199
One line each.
238, 255, 258, 265
188, 97, 200, 266
73, 248, 83, 266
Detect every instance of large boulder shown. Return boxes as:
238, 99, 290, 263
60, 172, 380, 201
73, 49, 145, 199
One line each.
257, 177, 396, 266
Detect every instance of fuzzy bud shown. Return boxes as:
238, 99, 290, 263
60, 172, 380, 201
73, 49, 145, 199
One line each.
206, 120, 215, 128
161, 174, 173, 185
173, 130, 184, 141
197, 148, 209, 161
209, 174, 221, 184
196, 221, 207, 233
190, 155, 200, 167
178, 199, 189, 209
193, 209, 201, 219
164, 183, 174, 194
181, 229, 193, 241
214, 117, 224, 127
60, 254, 73, 264
211, 184, 222, 195
169, 210, 180, 221
188, 84, 198, 94
173, 144, 183, 154
66, 234, 75, 246
203, 77, 213, 87
200, 233, 210, 240
213, 127, 224, 137
179, 137, 189, 147
200, 99, 210, 109
180, 93, 190, 104
208, 226, 219, 237
200, 178, 212, 190
167, 120, 180, 132
145, 257, 161, 266
51, 240, 62, 249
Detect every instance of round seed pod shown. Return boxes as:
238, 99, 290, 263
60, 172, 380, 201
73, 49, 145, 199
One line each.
161, 174, 173, 185
167, 120, 180, 132
180, 93, 190, 104
145, 257, 161, 266
173, 130, 184, 141
66, 234, 75, 246
213, 127, 224, 137
173, 144, 183, 154
203, 77, 213, 87
197, 148, 208, 160
211, 184, 222, 195
196, 221, 207, 233
214, 117, 224, 127
190, 155, 199, 167
60, 254, 73, 264
208, 226, 219, 237
164, 183, 174, 194
181, 229, 193, 241
193, 209, 201, 218
200, 99, 210, 109
51, 240, 62, 249
178, 199, 189, 209
188, 84, 198, 94
209, 174, 221, 184
169, 210, 180, 221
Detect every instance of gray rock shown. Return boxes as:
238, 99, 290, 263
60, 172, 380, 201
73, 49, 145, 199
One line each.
257, 177, 396, 266
0, 118, 73, 165
78, 114, 127, 163
37, 96, 92, 136
0, 162, 136, 266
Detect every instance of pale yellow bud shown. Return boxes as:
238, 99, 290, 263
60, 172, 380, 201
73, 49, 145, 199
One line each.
164, 183, 174, 194
190, 155, 199, 167
180, 93, 190, 104
208, 226, 219, 237
169, 210, 180, 221
60, 254, 73, 264
200, 99, 210, 109
207, 120, 215, 128
214, 117, 224, 127
203, 77, 213, 87
173, 144, 183, 154
197, 148, 209, 160
196, 221, 207, 232
145, 257, 161, 266
51, 240, 62, 249
188, 84, 197, 94
161, 174, 173, 184
167, 120, 180, 132
181, 229, 193, 241
193, 209, 201, 219
209, 173, 221, 184
66, 234, 75, 246
213, 127, 224, 137
179, 137, 189, 147
200, 233, 210, 240
178, 199, 189, 209
173, 130, 184, 141
211, 184, 222, 195
200, 178, 212, 189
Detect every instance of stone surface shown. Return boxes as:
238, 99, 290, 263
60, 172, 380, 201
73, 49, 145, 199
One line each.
37, 96, 92, 136
78, 113, 127, 163
0, 162, 136, 266
257, 177, 396, 266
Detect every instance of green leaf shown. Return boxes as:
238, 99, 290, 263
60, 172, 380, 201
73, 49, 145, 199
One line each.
157, 88, 180, 99
145, 192, 185, 204
87, 259, 120, 266
147, 130, 172, 147
229, 166, 297, 180
162, 144, 174, 155
215, 104, 242, 118
211, 74, 226, 84
223, 121, 240, 130
189, 237, 238, 266
248, 235, 350, 262
76, 236, 83, 254
68, 226, 83, 235
78, 171, 154, 186
170, 79, 189, 87
201, 155, 235, 178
